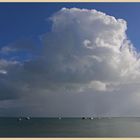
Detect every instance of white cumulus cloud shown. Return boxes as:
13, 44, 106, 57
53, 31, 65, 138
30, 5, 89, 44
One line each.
41, 8, 140, 92
1, 8, 140, 117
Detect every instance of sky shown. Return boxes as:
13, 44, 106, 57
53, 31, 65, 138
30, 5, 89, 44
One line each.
1, 3, 140, 117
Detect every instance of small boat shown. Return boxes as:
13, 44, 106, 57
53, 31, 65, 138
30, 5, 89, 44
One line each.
17, 118, 22, 121
82, 117, 87, 120
90, 117, 94, 120
25, 117, 31, 120
58, 117, 62, 120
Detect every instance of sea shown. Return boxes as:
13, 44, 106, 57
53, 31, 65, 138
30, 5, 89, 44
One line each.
0, 117, 140, 137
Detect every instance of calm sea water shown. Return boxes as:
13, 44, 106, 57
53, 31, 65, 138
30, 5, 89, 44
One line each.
0, 117, 140, 137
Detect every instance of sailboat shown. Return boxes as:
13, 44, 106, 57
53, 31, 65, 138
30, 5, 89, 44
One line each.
25, 117, 31, 120
17, 117, 22, 121
90, 117, 94, 120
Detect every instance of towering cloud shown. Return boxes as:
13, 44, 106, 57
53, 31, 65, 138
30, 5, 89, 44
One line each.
0, 8, 140, 117
41, 8, 140, 92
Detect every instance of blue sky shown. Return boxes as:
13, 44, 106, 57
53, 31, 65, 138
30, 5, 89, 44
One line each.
0, 3, 140, 51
